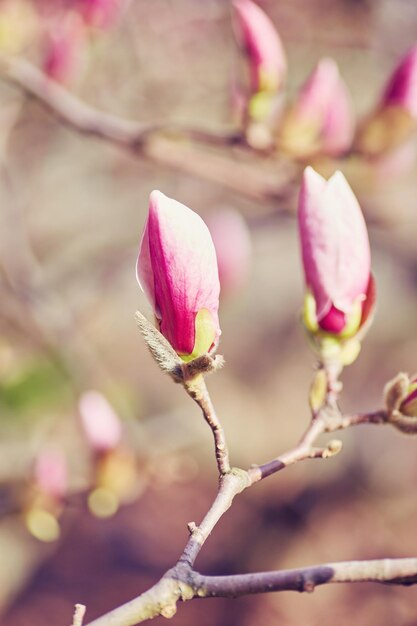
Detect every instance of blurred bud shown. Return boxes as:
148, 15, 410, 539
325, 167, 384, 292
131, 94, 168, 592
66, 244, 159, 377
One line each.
78, 0, 130, 30
88, 447, 142, 518
25, 447, 68, 543
384, 372, 417, 434
232, 0, 286, 96
0, 0, 38, 55
42, 12, 87, 85
206, 209, 251, 296
79, 390, 122, 453
279, 58, 354, 158
137, 191, 221, 362
356, 46, 417, 157
298, 167, 375, 363
33, 447, 68, 502
382, 45, 417, 117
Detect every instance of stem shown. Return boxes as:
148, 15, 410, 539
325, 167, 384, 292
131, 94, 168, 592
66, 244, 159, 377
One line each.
184, 376, 231, 475
180, 468, 249, 567
193, 557, 417, 597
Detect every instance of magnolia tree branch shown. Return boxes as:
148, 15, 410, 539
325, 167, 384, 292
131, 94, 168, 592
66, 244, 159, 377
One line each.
81, 400, 394, 626
0, 55, 298, 203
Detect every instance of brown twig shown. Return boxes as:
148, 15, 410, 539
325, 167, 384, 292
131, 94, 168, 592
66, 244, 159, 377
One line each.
183, 376, 231, 476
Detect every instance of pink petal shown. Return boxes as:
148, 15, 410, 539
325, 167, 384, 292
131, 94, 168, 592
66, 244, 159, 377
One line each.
137, 191, 221, 355
232, 0, 286, 92
382, 45, 417, 118
298, 167, 371, 322
295, 58, 354, 155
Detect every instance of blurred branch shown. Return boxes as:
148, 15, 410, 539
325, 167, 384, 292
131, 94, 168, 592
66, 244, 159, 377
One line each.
0, 56, 298, 203
82, 404, 395, 626
84, 556, 417, 626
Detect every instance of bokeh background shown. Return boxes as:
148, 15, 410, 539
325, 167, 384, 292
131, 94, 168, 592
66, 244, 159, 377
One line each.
0, 0, 417, 624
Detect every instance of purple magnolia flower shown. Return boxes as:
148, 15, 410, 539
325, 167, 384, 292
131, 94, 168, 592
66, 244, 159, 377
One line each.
232, 0, 286, 94
298, 167, 372, 335
137, 191, 221, 360
381, 45, 417, 118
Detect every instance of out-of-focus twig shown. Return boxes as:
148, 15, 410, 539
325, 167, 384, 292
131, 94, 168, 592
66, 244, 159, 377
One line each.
0, 55, 299, 204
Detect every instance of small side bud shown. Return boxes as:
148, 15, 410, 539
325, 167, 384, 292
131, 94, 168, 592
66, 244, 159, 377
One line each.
309, 368, 328, 414
384, 372, 417, 434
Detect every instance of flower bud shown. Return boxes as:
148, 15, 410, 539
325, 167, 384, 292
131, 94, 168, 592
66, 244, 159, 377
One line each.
356, 46, 417, 157
42, 12, 87, 85
382, 45, 417, 117
137, 191, 221, 361
206, 208, 252, 296
298, 167, 374, 347
384, 372, 417, 434
78, 0, 130, 30
400, 377, 417, 417
33, 447, 68, 502
79, 390, 122, 453
279, 58, 354, 158
232, 0, 286, 96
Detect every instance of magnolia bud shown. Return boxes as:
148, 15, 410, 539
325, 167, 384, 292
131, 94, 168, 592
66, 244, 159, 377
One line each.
279, 58, 354, 158
232, 0, 286, 96
42, 12, 87, 85
137, 191, 221, 362
356, 46, 417, 157
298, 167, 375, 362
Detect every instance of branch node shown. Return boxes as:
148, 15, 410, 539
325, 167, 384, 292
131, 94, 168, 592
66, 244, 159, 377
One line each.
187, 522, 197, 534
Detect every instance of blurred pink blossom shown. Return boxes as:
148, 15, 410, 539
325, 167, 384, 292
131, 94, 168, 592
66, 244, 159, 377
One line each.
137, 191, 221, 360
232, 0, 286, 94
77, 0, 130, 29
206, 209, 251, 296
381, 45, 417, 117
293, 58, 354, 156
42, 11, 87, 85
34, 448, 68, 501
298, 167, 371, 335
79, 390, 122, 453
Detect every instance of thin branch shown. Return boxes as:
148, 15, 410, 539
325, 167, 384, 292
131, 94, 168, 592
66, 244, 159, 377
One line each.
179, 468, 249, 568
84, 557, 417, 626
193, 557, 417, 597
0, 55, 298, 203
183, 376, 231, 476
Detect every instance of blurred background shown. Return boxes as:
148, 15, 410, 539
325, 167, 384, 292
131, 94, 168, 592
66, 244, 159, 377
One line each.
0, 0, 417, 624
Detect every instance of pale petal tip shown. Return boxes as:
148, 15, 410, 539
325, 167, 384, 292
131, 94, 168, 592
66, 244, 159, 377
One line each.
302, 165, 325, 186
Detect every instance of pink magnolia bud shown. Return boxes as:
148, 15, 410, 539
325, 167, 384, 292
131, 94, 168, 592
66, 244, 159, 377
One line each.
42, 12, 87, 85
34, 448, 68, 502
298, 167, 372, 336
78, 0, 130, 29
232, 0, 286, 95
280, 58, 354, 158
206, 209, 251, 296
79, 390, 122, 453
137, 191, 221, 360
382, 45, 417, 117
